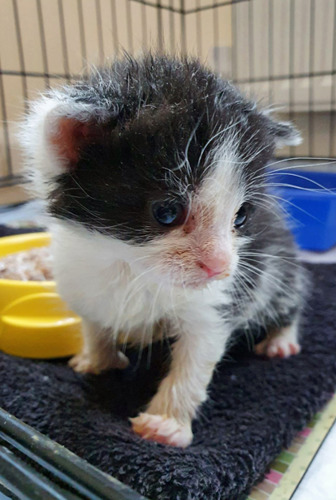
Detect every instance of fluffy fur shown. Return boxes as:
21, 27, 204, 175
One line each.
20, 54, 305, 447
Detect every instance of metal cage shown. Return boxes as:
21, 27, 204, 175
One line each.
1, 0, 336, 201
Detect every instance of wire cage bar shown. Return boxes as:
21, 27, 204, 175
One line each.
1, 0, 336, 197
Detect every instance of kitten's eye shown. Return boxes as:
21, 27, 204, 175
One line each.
152, 200, 186, 227
234, 203, 249, 228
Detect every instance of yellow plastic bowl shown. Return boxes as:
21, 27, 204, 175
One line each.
0, 233, 83, 359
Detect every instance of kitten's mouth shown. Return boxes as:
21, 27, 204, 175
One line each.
180, 272, 230, 289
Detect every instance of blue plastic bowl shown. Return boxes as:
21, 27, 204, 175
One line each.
267, 170, 336, 251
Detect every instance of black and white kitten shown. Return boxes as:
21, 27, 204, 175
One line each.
21, 54, 305, 447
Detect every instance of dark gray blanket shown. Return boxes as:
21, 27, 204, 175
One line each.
0, 226, 335, 499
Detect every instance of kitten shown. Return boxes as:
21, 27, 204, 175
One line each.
21, 54, 304, 447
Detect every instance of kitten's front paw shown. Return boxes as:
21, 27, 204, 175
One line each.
255, 337, 301, 358
130, 413, 193, 448
69, 350, 129, 374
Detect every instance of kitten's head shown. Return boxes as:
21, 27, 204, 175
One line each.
21, 54, 301, 289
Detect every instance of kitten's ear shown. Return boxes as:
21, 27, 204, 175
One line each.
262, 111, 302, 149
41, 99, 112, 170
20, 97, 113, 197
48, 115, 102, 169
269, 120, 302, 148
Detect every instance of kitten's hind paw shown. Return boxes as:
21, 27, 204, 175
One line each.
69, 353, 99, 374
69, 350, 129, 374
130, 413, 193, 448
255, 336, 301, 358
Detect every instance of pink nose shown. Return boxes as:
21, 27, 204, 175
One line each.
198, 256, 229, 278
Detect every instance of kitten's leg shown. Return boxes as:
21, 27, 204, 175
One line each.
131, 310, 229, 447
254, 317, 301, 358
69, 320, 129, 374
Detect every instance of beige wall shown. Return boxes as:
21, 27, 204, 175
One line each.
1, 0, 335, 204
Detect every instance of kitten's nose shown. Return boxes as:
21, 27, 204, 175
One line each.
198, 256, 230, 278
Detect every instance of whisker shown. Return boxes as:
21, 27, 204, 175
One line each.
237, 261, 295, 299
260, 192, 323, 223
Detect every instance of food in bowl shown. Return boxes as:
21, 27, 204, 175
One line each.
0, 246, 53, 281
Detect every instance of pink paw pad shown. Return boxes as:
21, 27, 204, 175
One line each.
267, 339, 301, 358
255, 338, 301, 359
130, 413, 193, 448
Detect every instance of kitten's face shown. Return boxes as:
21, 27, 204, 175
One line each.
48, 104, 264, 289
23, 56, 300, 289
131, 140, 247, 289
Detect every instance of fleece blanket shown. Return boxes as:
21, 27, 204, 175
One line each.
0, 226, 335, 499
